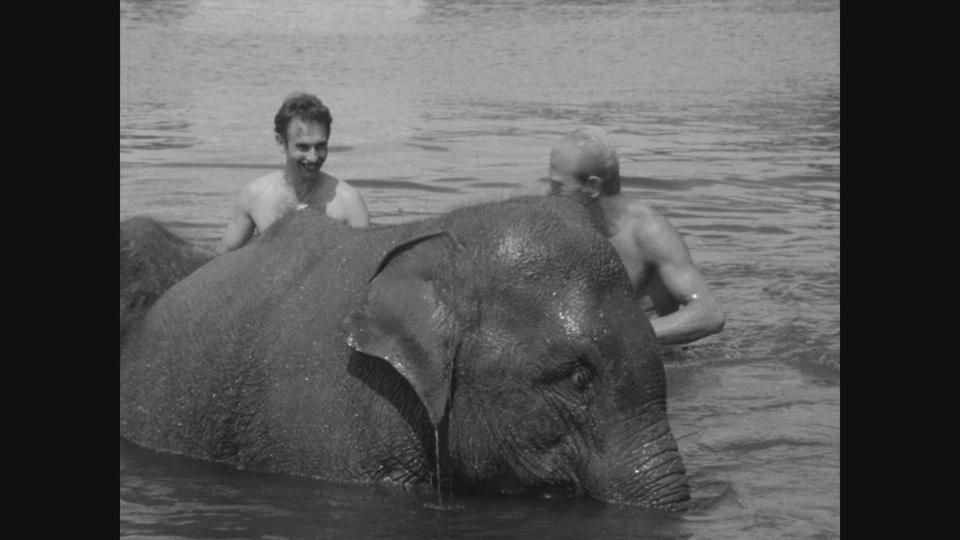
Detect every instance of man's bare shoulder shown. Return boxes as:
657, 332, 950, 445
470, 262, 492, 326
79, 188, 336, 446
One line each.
512, 177, 551, 197
332, 175, 359, 196
601, 196, 688, 259
602, 197, 668, 234
237, 171, 284, 205
323, 176, 370, 227
243, 171, 284, 195
335, 178, 372, 210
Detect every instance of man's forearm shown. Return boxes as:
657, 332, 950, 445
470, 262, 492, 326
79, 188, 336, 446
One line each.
649, 300, 725, 345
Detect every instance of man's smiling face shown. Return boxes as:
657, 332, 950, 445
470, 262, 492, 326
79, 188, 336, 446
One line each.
281, 118, 329, 177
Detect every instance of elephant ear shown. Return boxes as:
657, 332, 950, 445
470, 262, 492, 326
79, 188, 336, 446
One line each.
342, 232, 463, 426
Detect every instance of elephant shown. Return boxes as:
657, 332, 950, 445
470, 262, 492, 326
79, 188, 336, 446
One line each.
120, 216, 213, 349
119, 195, 690, 511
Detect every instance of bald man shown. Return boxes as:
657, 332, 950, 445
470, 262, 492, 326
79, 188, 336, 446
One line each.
539, 127, 724, 345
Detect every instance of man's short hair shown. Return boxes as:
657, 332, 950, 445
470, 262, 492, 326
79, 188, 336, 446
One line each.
563, 127, 621, 195
274, 93, 333, 142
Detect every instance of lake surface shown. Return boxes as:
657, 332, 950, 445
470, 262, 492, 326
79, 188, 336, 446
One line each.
120, 0, 840, 538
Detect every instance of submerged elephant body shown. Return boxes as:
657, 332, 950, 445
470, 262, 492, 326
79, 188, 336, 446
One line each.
119, 196, 690, 510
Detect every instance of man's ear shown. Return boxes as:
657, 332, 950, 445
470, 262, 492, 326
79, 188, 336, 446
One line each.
275, 133, 286, 148
585, 175, 603, 198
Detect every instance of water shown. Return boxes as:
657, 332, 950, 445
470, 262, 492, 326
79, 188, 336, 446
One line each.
120, 0, 840, 538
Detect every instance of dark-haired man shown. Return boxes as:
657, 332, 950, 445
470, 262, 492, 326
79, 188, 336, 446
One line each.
542, 127, 725, 345
218, 93, 370, 254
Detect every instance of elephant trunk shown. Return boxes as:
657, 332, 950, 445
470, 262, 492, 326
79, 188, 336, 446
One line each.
583, 413, 691, 511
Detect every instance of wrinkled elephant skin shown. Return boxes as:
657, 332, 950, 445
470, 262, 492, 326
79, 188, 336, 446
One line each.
119, 196, 690, 511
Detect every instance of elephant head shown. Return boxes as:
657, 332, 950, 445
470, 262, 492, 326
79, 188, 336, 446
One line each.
343, 199, 690, 511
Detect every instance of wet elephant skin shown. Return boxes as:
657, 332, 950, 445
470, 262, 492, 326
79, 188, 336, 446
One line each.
119, 196, 690, 511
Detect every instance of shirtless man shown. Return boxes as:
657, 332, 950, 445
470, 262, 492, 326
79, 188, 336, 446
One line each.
542, 127, 725, 345
217, 93, 370, 254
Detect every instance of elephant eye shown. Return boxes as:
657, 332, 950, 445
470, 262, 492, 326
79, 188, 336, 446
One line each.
534, 357, 596, 391
570, 361, 596, 393
534, 344, 600, 392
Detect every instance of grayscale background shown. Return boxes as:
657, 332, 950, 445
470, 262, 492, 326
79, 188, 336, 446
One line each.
120, 1, 840, 538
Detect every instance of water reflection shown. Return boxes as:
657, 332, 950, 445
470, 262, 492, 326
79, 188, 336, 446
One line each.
120, 127, 199, 152
120, 0, 197, 26
122, 434, 692, 539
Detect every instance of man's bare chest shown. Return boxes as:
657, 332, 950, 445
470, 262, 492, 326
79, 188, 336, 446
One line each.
250, 194, 296, 233
250, 182, 337, 233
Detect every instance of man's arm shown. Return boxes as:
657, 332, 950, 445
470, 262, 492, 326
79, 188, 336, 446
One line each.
635, 214, 725, 345
338, 184, 371, 229
216, 201, 256, 255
